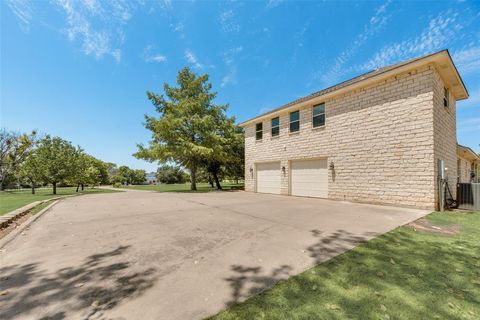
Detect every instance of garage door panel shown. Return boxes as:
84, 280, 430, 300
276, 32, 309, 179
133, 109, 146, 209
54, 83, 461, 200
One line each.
256, 162, 281, 194
291, 159, 328, 198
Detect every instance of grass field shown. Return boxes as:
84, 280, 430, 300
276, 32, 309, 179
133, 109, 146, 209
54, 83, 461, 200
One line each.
0, 187, 119, 215
210, 211, 480, 320
125, 182, 244, 192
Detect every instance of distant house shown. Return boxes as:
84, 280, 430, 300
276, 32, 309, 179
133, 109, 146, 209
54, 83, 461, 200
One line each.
240, 50, 469, 210
457, 144, 479, 183
145, 172, 157, 184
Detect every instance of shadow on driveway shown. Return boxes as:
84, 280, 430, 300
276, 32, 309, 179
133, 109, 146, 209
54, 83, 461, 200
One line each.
0, 246, 158, 320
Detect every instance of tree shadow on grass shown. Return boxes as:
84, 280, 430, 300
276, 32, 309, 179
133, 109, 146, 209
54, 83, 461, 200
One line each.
222, 229, 373, 307
215, 227, 480, 319
0, 245, 158, 320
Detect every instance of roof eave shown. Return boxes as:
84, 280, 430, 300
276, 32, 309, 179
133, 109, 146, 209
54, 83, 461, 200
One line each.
239, 50, 469, 128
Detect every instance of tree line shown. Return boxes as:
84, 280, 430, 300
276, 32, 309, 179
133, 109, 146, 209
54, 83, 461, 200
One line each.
0, 129, 146, 194
135, 67, 245, 190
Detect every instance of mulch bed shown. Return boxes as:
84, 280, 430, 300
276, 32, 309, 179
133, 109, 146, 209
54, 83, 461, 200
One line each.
408, 217, 461, 235
0, 212, 33, 240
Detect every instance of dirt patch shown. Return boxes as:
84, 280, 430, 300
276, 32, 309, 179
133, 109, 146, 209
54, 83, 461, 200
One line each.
0, 213, 33, 240
408, 217, 461, 235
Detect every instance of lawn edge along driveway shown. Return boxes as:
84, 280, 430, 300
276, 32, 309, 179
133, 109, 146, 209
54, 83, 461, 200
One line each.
209, 211, 480, 320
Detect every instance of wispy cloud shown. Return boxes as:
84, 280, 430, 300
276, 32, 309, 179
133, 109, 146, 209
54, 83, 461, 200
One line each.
219, 9, 240, 33
142, 45, 167, 63
6, 0, 144, 62
221, 46, 243, 87
266, 0, 284, 10
170, 22, 186, 39
6, 0, 34, 32
184, 50, 204, 69
458, 117, 480, 133
452, 44, 480, 75
458, 85, 480, 108
360, 9, 462, 71
320, 1, 391, 84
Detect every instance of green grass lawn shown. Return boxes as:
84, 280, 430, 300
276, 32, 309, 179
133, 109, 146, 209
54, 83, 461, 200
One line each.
210, 211, 480, 320
124, 182, 244, 193
0, 187, 119, 215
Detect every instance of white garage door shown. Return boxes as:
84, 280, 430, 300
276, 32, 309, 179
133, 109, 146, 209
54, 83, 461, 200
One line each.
256, 162, 281, 194
291, 159, 328, 198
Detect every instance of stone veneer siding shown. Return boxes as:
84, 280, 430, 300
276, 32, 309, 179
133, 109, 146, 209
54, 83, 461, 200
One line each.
244, 65, 457, 210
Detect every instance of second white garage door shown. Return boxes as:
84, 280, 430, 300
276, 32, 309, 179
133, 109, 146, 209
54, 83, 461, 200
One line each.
256, 162, 281, 194
290, 159, 328, 198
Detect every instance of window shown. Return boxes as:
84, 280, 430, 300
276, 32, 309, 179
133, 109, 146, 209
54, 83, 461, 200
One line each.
290, 111, 300, 132
256, 123, 263, 140
444, 87, 449, 108
271, 117, 280, 137
312, 103, 325, 128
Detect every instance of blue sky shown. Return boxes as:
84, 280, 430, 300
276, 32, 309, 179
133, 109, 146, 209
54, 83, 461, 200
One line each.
1, 0, 479, 172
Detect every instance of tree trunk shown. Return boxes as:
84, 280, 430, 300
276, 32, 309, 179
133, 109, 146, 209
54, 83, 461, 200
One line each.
190, 165, 197, 191
31, 181, 36, 194
81, 184, 84, 191
213, 172, 222, 190
0, 182, 6, 191
208, 175, 214, 188
76, 184, 80, 192
53, 181, 57, 195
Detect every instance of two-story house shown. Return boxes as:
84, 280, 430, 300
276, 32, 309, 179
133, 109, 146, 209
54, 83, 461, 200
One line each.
239, 50, 469, 210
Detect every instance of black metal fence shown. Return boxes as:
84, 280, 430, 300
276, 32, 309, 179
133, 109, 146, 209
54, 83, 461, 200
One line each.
457, 183, 480, 211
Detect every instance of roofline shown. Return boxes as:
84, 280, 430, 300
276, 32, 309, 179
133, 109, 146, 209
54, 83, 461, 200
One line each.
239, 49, 469, 127
457, 144, 480, 161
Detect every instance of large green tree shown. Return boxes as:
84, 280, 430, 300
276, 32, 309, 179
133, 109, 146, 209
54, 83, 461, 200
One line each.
0, 129, 37, 190
18, 150, 43, 194
223, 126, 245, 184
35, 136, 77, 194
134, 67, 234, 190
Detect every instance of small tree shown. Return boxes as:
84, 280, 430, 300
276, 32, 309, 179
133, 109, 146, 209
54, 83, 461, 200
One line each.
35, 136, 77, 194
18, 151, 43, 194
135, 67, 233, 191
85, 166, 101, 187
71, 150, 90, 192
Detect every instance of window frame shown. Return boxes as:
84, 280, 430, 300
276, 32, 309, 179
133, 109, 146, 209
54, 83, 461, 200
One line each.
255, 122, 263, 141
289, 111, 300, 133
312, 103, 326, 128
271, 117, 280, 137
444, 87, 449, 108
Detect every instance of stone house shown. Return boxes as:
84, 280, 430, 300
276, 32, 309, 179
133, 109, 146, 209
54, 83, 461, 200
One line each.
239, 50, 469, 210
457, 144, 480, 183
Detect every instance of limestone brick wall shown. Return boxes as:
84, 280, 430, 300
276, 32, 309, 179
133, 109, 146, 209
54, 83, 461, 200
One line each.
244, 65, 444, 209
432, 70, 458, 207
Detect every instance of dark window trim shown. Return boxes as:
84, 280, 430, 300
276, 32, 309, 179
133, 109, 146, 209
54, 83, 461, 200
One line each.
444, 87, 449, 108
289, 111, 300, 133
271, 117, 280, 137
312, 103, 326, 128
255, 122, 263, 140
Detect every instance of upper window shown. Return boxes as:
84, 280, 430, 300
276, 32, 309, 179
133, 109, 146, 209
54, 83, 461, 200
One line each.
312, 103, 325, 128
255, 123, 263, 140
444, 87, 449, 108
290, 111, 300, 133
271, 117, 280, 137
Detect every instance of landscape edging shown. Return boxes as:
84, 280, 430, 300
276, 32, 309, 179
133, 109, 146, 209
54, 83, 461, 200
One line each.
0, 200, 61, 249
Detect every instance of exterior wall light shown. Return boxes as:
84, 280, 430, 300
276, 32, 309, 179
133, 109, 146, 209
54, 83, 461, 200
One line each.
282, 166, 286, 174
329, 162, 335, 170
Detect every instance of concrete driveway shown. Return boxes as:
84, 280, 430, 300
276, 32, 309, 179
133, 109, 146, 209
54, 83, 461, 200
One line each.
0, 189, 428, 320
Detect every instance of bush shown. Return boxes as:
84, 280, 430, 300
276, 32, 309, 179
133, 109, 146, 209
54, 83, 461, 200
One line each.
156, 165, 186, 184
